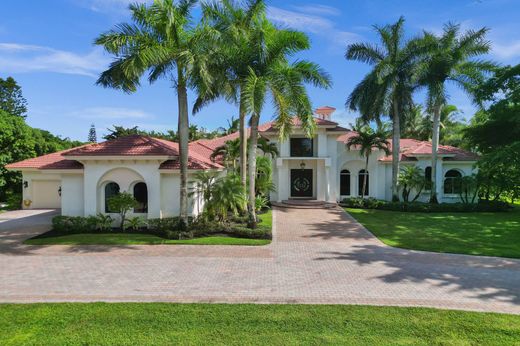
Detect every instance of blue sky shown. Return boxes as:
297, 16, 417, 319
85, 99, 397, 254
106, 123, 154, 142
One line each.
1, 0, 519, 141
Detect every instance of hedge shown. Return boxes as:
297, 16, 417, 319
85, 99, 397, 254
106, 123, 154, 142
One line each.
340, 197, 512, 212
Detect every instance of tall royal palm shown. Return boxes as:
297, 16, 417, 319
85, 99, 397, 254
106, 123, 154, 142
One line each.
241, 19, 331, 228
95, 0, 211, 227
418, 23, 494, 203
346, 17, 421, 201
195, 0, 266, 187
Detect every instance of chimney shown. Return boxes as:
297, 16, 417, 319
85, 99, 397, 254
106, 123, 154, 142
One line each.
314, 106, 336, 121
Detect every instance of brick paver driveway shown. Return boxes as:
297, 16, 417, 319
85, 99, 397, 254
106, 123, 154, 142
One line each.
1, 207, 519, 314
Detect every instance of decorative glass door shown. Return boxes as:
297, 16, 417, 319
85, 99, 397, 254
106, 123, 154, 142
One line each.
290, 169, 313, 197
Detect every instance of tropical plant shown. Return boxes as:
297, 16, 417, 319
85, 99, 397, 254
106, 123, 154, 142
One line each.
107, 192, 138, 230
255, 155, 275, 197
95, 0, 214, 228
255, 195, 268, 212
125, 216, 146, 231
459, 174, 479, 204
95, 213, 113, 232
257, 137, 279, 158
402, 104, 430, 140
417, 22, 494, 203
346, 17, 424, 202
196, 0, 268, 187
210, 138, 240, 170
206, 174, 247, 221
197, 0, 331, 227
189, 170, 219, 207
346, 125, 391, 198
398, 166, 426, 202
217, 116, 240, 135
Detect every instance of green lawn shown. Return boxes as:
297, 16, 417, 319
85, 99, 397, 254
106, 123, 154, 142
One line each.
1, 303, 519, 345
346, 207, 520, 258
24, 210, 272, 246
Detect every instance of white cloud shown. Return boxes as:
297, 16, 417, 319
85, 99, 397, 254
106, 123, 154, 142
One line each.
75, 0, 152, 14
267, 6, 361, 47
70, 107, 155, 120
0, 43, 109, 77
492, 41, 520, 60
291, 4, 341, 17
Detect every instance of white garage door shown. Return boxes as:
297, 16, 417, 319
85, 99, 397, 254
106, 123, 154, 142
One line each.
31, 180, 61, 209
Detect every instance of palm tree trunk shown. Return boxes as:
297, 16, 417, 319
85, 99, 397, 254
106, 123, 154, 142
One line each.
247, 114, 259, 229
239, 96, 247, 187
430, 104, 441, 204
391, 102, 401, 202
362, 155, 369, 198
177, 74, 189, 229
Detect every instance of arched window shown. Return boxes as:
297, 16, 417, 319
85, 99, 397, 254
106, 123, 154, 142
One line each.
340, 170, 351, 196
424, 166, 432, 191
444, 169, 462, 194
358, 169, 369, 196
104, 182, 120, 213
133, 182, 148, 213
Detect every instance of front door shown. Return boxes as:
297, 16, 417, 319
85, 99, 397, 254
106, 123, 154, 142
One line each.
290, 169, 313, 198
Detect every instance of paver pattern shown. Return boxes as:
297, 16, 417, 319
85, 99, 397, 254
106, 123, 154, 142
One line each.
1, 208, 519, 314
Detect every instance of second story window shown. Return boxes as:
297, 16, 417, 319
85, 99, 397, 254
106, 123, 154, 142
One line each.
290, 138, 313, 157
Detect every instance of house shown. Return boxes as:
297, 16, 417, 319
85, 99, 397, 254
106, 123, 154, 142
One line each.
6, 106, 478, 218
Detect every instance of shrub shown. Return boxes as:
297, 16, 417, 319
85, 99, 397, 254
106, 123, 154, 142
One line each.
255, 195, 269, 212
340, 197, 511, 212
125, 216, 146, 231
95, 213, 113, 232
228, 224, 271, 239
52, 216, 73, 232
107, 192, 138, 230
5, 192, 22, 210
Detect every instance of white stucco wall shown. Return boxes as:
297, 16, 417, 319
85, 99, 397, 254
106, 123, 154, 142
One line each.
61, 174, 84, 216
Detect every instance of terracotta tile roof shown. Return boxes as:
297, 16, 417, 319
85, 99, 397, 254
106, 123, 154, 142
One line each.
7, 135, 223, 171
378, 139, 479, 162
63, 135, 179, 156
5, 146, 87, 170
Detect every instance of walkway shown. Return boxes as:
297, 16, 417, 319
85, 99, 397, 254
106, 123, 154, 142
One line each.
0, 208, 519, 314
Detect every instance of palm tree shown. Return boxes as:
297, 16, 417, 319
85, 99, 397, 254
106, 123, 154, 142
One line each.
257, 137, 279, 158
346, 125, 391, 199
403, 104, 429, 140
195, 0, 267, 187
95, 0, 212, 228
210, 138, 240, 170
398, 165, 426, 202
346, 17, 424, 201
242, 29, 331, 227
418, 23, 494, 203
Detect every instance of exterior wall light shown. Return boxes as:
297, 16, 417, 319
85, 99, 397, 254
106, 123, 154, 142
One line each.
58, 186, 62, 197
300, 161, 306, 170
23, 181, 28, 189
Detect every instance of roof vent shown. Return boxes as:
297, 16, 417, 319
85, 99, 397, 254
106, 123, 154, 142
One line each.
314, 106, 336, 120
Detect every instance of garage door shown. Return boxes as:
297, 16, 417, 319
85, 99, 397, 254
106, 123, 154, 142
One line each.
31, 180, 61, 209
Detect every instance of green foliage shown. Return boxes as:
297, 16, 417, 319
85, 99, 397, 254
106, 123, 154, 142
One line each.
207, 174, 247, 221
0, 76, 27, 117
255, 156, 275, 197
88, 124, 97, 143
255, 195, 269, 212
398, 166, 425, 202
346, 125, 390, 198
477, 142, 520, 202
0, 107, 83, 200
210, 138, 240, 170
346, 17, 423, 201
107, 192, 138, 230
95, 213, 113, 232
125, 216, 146, 231
341, 197, 510, 212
